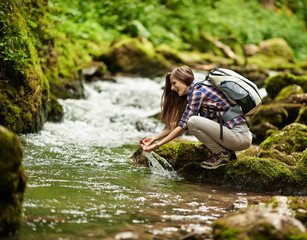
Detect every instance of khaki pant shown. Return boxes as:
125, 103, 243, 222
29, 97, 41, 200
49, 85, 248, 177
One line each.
187, 116, 252, 154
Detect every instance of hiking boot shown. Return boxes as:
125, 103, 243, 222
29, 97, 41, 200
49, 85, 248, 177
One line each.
200, 150, 236, 169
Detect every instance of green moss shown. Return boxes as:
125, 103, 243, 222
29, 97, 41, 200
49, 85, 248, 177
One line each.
212, 221, 242, 240
260, 123, 307, 154
258, 149, 295, 166
264, 73, 307, 100
248, 53, 297, 70
226, 156, 294, 185
175, 142, 209, 170
294, 149, 307, 185
0, 125, 27, 237
155, 141, 179, 166
288, 197, 307, 226
249, 104, 288, 128
0, 0, 52, 133
274, 85, 304, 103
102, 37, 170, 77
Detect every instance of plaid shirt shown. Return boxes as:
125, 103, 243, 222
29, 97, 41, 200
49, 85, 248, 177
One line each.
178, 80, 247, 130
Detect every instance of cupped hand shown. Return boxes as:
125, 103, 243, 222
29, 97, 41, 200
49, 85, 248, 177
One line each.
139, 137, 155, 146
140, 142, 158, 152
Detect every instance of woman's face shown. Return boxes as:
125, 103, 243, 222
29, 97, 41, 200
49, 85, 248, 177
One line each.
170, 76, 190, 96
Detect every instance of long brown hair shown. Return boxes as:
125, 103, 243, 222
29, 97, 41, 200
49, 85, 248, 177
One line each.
160, 66, 194, 128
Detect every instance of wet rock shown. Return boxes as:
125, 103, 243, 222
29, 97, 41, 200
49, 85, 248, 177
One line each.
82, 61, 108, 82
101, 37, 171, 77
46, 93, 64, 122
212, 196, 307, 240
0, 125, 28, 237
131, 123, 307, 195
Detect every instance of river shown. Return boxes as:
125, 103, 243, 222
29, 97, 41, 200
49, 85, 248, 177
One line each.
19, 74, 272, 239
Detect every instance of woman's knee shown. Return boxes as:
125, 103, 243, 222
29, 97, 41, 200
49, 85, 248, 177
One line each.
187, 116, 200, 131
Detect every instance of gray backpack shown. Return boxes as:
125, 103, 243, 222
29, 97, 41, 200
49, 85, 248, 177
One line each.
196, 68, 262, 138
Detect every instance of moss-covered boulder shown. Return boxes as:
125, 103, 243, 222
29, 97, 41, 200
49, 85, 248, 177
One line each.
0, 0, 63, 133
247, 38, 296, 70
250, 104, 289, 129
101, 37, 171, 77
259, 38, 295, 62
260, 123, 307, 154
225, 123, 307, 195
274, 85, 304, 103
212, 196, 307, 240
0, 125, 28, 237
264, 73, 307, 100
250, 78, 306, 141
131, 123, 307, 195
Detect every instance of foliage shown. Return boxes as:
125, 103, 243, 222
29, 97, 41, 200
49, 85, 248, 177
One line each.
48, 0, 307, 60
0, 1, 30, 75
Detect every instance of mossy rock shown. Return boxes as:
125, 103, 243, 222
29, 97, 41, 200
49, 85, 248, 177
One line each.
131, 123, 307, 195
227, 123, 307, 194
224, 156, 300, 194
0, 125, 28, 237
249, 104, 289, 129
274, 84, 304, 103
156, 44, 184, 65
249, 103, 304, 136
259, 38, 295, 62
247, 38, 296, 70
264, 73, 307, 100
102, 37, 170, 77
247, 53, 297, 70
46, 93, 64, 122
212, 196, 307, 240
250, 122, 279, 143
260, 123, 307, 154
0, 0, 64, 133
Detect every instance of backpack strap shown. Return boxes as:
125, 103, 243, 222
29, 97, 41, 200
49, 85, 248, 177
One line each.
194, 79, 244, 139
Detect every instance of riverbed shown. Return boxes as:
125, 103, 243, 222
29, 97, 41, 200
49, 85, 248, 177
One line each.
20, 74, 272, 239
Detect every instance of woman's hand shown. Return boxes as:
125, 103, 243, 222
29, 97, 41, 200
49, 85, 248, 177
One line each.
140, 142, 159, 152
139, 137, 156, 146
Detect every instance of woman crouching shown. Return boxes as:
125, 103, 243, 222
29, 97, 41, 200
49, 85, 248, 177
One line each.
140, 65, 252, 169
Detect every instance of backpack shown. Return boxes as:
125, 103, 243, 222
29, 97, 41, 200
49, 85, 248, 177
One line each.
195, 68, 262, 138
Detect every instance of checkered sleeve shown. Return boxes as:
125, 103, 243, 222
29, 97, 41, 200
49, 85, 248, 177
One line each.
178, 85, 205, 130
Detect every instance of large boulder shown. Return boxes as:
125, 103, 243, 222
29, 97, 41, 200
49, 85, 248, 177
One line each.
101, 37, 171, 77
264, 73, 307, 100
249, 72, 307, 142
0, 125, 28, 237
212, 196, 307, 240
247, 38, 296, 70
259, 38, 294, 62
0, 0, 63, 133
131, 123, 307, 195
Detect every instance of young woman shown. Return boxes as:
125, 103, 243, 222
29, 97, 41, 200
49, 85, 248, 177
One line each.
140, 66, 252, 169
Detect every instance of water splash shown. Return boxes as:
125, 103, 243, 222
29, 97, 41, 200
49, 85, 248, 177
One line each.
143, 151, 180, 179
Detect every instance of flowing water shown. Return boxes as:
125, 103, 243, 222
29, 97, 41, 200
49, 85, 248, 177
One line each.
19, 74, 272, 239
